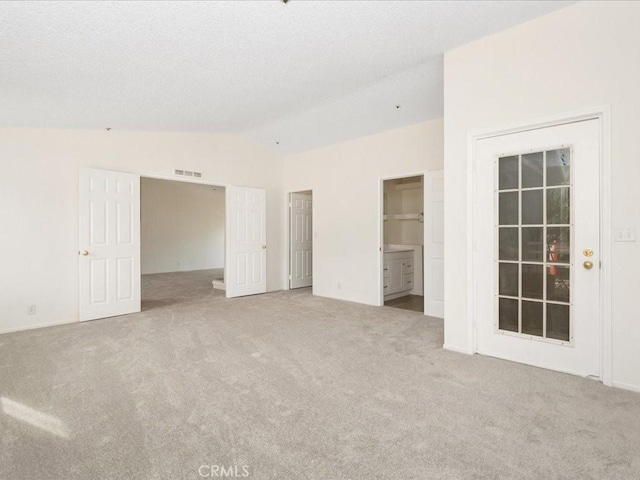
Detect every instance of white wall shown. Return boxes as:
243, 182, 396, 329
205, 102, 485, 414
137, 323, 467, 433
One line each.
141, 178, 224, 274
0, 129, 283, 333
443, 1, 640, 391
283, 119, 443, 305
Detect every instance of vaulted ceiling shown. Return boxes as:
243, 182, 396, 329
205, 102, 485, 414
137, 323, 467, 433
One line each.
0, 1, 573, 153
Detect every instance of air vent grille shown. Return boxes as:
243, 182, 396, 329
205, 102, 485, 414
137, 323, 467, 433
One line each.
174, 169, 203, 178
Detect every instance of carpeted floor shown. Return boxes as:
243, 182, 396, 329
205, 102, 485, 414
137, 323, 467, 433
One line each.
1, 270, 639, 480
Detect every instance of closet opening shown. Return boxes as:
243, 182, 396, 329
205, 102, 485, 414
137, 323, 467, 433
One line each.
381, 175, 424, 312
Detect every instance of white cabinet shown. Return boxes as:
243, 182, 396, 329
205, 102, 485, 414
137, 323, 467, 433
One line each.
383, 250, 415, 300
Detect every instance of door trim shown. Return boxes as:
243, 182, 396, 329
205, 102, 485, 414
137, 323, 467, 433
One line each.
466, 106, 612, 386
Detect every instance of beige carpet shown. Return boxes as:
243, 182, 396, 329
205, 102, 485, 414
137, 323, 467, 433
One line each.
1, 269, 639, 479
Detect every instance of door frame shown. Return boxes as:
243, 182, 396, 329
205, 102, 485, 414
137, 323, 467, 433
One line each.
466, 106, 612, 386
378, 171, 428, 311
284, 189, 314, 291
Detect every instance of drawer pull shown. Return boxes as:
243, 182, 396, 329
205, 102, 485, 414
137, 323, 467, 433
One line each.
384, 286, 389, 289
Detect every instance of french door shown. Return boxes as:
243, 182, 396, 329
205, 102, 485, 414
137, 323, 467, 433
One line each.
474, 119, 601, 377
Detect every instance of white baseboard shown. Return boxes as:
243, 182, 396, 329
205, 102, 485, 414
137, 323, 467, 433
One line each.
443, 343, 473, 355
0, 319, 78, 336
612, 381, 640, 394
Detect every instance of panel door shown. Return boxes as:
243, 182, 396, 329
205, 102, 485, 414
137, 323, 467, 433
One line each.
290, 193, 313, 289
475, 119, 600, 377
226, 186, 267, 298
425, 170, 444, 317
79, 169, 141, 321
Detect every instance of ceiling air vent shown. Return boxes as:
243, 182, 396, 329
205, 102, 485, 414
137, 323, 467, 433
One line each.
174, 169, 203, 178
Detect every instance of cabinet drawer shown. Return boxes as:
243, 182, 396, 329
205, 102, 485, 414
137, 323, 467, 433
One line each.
383, 277, 390, 292
402, 261, 414, 274
384, 251, 413, 261
383, 261, 390, 278
402, 273, 414, 290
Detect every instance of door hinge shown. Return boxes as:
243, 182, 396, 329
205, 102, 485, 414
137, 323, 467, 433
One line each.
289, 202, 292, 208
289, 275, 292, 279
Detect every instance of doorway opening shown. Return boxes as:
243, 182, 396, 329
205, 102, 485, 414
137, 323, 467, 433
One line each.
381, 176, 424, 312
288, 190, 313, 290
140, 177, 226, 309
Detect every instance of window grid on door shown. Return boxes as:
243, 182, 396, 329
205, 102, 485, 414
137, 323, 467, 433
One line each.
495, 146, 573, 344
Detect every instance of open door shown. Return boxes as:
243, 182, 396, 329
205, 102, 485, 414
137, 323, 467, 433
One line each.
79, 169, 141, 321
289, 192, 313, 289
424, 170, 444, 318
225, 186, 267, 298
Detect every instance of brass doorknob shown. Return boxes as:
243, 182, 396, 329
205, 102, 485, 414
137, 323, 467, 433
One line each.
262, 245, 267, 249
80, 250, 89, 256
583, 261, 594, 270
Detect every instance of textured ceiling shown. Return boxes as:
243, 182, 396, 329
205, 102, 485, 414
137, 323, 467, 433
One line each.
0, 1, 573, 153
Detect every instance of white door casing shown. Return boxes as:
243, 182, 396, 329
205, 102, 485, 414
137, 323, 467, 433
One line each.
290, 193, 313, 289
474, 119, 600, 378
79, 169, 141, 321
425, 170, 445, 318
226, 186, 267, 298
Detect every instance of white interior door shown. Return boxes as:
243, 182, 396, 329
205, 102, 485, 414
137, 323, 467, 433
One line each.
290, 192, 313, 289
474, 119, 600, 377
79, 169, 141, 321
226, 186, 267, 298
425, 170, 444, 318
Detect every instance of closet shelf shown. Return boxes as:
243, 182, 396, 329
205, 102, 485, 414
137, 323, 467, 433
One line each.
395, 182, 422, 191
394, 213, 422, 220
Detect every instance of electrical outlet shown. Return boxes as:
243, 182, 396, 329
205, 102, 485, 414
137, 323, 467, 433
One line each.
27, 305, 36, 315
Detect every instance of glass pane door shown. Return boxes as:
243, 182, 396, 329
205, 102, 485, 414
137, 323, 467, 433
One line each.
496, 147, 572, 343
